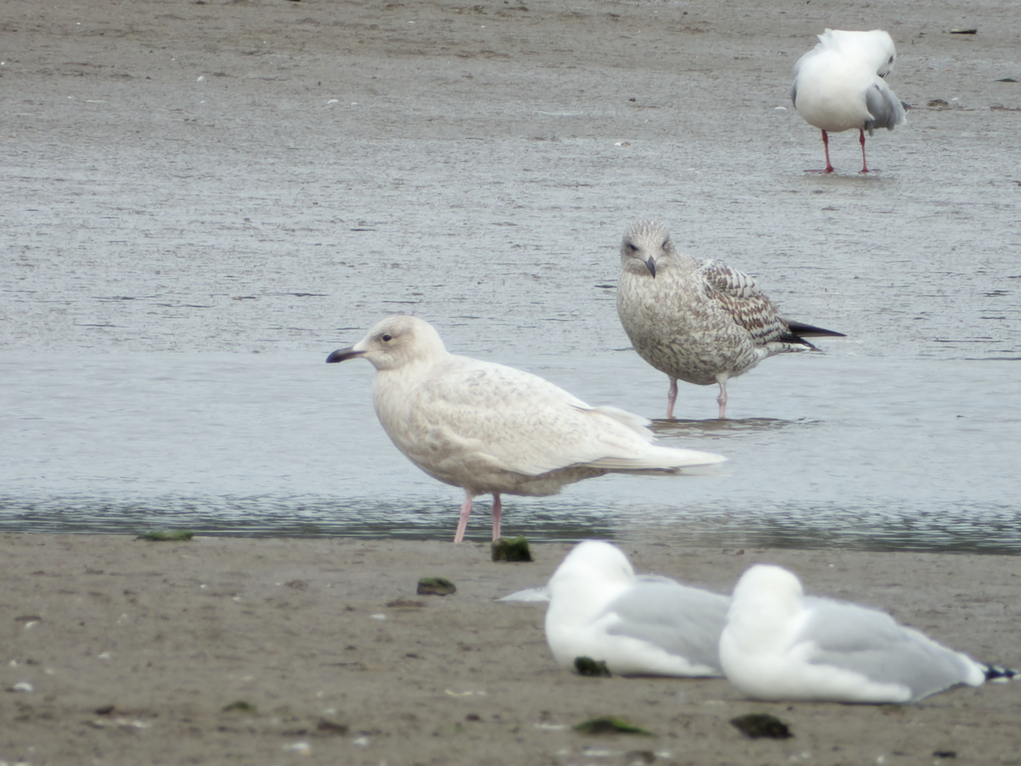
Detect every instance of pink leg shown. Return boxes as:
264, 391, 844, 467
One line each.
491, 493, 502, 542
666, 378, 678, 419
858, 129, 870, 173
822, 130, 835, 173
453, 489, 474, 543
717, 380, 728, 419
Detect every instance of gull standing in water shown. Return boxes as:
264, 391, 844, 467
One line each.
327, 316, 725, 542
719, 564, 1018, 703
544, 541, 729, 676
616, 220, 844, 419
791, 29, 907, 173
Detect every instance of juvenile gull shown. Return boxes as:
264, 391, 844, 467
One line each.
791, 29, 907, 173
544, 540, 729, 676
616, 220, 844, 419
326, 316, 726, 543
719, 564, 1018, 703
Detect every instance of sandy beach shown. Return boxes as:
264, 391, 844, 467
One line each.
2, 535, 1019, 765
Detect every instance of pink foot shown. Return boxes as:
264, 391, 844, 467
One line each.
454, 489, 473, 543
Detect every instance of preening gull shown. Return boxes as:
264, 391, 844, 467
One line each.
544, 540, 729, 676
791, 29, 907, 173
719, 564, 1018, 703
616, 220, 844, 419
326, 316, 726, 543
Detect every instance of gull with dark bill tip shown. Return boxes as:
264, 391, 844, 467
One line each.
617, 220, 844, 419
326, 315, 726, 543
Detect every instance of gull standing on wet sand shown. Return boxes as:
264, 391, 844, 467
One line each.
545, 540, 729, 676
791, 29, 907, 173
719, 564, 1018, 703
326, 316, 725, 543
616, 220, 844, 419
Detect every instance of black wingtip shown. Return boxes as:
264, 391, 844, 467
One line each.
785, 320, 847, 339
778, 333, 820, 350
984, 664, 1020, 682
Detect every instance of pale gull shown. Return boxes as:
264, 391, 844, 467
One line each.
616, 220, 844, 419
326, 316, 726, 543
719, 563, 1018, 703
545, 540, 729, 676
791, 29, 907, 173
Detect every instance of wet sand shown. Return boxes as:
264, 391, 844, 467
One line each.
2, 534, 1019, 765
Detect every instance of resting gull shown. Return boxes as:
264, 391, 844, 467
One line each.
326, 316, 726, 542
719, 564, 1018, 703
544, 540, 729, 676
791, 29, 907, 173
616, 220, 844, 419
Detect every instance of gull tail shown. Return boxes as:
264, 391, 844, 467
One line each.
590, 445, 726, 474
984, 663, 1021, 683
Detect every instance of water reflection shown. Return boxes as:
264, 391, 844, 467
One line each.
648, 417, 818, 436
2, 494, 1018, 555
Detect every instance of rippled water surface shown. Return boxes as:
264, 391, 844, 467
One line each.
2, 348, 1019, 553
2, 4, 1019, 552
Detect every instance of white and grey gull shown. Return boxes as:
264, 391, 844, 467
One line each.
544, 540, 729, 676
326, 316, 726, 542
791, 28, 907, 173
719, 563, 1018, 703
616, 219, 844, 419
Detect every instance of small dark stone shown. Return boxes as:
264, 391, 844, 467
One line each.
386, 597, 425, 608
137, 530, 194, 542
933, 751, 957, 759
94, 705, 115, 715
491, 536, 532, 562
573, 716, 653, 736
465, 713, 481, 721
316, 719, 349, 735
574, 656, 611, 677
417, 577, 456, 596
730, 713, 793, 739
221, 700, 258, 714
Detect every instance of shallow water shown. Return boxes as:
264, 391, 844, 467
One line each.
2, 348, 1019, 552
2, 0, 1019, 552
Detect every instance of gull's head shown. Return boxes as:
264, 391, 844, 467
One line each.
620, 219, 675, 279
731, 564, 804, 616
549, 540, 636, 595
722, 564, 806, 656
870, 30, 897, 78
823, 29, 897, 78
326, 315, 447, 372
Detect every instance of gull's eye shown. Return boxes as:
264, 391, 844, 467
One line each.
381, 333, 393, 342
662, 238, 671, 249
626, 242, 638, 253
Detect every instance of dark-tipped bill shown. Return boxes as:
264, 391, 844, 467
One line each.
326, 347, 364, 364
645, 257, 656, 278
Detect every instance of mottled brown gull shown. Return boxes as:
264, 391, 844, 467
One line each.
791, 29, 907, 173
616, 220, 844, 419
326, 315, 725, 543
720, 564, 1019, 703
